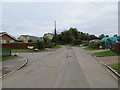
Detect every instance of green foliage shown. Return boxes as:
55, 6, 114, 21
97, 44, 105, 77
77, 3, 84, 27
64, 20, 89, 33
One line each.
82, 41, 89, 46
0, 56, 15, 62
89, 41, 104, 49
69, 28, 80, 40
28, 40, 33, 42
43, 36, 50, 43
34, 41, 45, 49
51, 45, 61, 49
94, 51, 120, 57
72, 40, 82, 45
84, 47, 101, 50
110, 63, 120, 74
11, 49, 33, 52
51, 27, 98, 45
44, 43, 56, 48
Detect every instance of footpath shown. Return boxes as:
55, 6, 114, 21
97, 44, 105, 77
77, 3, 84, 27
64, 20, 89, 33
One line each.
88, 49, 119, 78
0, 56, 28, 78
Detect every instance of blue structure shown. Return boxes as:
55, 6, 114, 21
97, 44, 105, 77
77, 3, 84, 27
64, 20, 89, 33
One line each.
101, 37, 120, 49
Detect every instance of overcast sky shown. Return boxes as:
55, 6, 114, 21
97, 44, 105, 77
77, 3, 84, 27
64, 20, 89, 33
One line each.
1, 1, 118, 38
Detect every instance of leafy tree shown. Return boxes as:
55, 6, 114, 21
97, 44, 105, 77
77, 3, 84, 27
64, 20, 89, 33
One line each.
28, 40, 33, 42
89, 35, 98, 40
69, 28, 80, 40
105, 35, 109, 37
113, 34, 118, 37
99, 34, 105, 39
34, 41, 45, 49
43, 36, 50, 43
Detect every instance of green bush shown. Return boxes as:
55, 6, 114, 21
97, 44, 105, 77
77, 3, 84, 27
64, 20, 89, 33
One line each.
28, 40, 33, 42
89, 41, 104, 49
72, 40, 82, 45
44, 43, 56, 48
82, 41, 89, 46
34, 41, 45, 49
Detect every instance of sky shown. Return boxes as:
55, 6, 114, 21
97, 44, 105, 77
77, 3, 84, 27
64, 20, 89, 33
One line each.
0, 0, 119, 38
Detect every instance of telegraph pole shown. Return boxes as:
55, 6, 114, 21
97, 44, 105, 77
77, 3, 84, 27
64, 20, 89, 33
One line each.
54, 21, 57, 45
54, 21, 57, 36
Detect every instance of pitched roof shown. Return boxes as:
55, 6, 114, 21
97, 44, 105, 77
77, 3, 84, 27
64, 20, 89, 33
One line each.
0, 32, 17, 41
20, 35, 43, 40
44, 33, 54, 36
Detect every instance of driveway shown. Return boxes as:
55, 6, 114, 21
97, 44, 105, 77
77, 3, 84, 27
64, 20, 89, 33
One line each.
2, 46, 118, 88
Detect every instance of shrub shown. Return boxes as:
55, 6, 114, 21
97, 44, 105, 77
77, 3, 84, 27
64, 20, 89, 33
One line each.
89, 41, 104, 49
72, 40, 82, 45
82, 41, 89, 46
28, 40, 33, 42
34, 41, 45, 49
44, 43, 56, 48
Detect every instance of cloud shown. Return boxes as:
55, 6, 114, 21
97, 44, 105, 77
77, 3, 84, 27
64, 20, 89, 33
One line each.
2, 2, 118, 38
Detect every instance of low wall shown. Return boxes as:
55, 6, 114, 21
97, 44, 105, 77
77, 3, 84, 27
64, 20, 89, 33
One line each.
1, 43, 36, 49
114, 43, 120, 54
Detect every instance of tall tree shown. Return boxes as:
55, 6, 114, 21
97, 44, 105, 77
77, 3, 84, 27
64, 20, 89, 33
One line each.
113, 34, 117, 37
99, 34, 105, 39
105, 35, 109, 37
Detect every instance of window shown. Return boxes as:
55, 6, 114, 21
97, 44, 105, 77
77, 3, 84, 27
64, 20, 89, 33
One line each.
10, 40, 14, 43
1, 40, 6, 43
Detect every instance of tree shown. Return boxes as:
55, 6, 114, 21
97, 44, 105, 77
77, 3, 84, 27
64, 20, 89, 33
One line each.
88, 34, 98, 40
113, 34, 118, 37
69, 28, 80, 40
105, 35, 109, 37
34, 41, 45, 50
99, 34, 105, 39
43, 36, 50, 43
28, 40, 33, 42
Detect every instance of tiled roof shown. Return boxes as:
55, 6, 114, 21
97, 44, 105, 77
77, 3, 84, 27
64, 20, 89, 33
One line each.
0, 32, 17, 40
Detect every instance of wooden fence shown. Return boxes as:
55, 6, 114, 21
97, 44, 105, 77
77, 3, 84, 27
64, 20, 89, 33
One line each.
1, 43, 36, 49
114, 43, 120, 53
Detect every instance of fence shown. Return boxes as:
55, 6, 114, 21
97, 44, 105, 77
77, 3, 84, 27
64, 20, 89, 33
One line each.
1, 48, 11, 57
2, 43, 36, 49
114, 43, 120, 54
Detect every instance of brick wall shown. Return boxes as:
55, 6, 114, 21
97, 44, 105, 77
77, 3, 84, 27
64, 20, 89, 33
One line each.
1, 34, 17, 43
1, 43, 36, 49
114, 43, 120, 54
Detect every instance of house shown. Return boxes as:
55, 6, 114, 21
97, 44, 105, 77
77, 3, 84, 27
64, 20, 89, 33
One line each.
43, 33, 54, 40
101, 37, 120, 49
101, 37, 120, 43
18, 35, 43, 43
89, 39, 101, 42
0, 32, 17, 43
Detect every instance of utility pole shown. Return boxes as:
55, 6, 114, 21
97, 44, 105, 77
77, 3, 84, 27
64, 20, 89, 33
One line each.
54, 21, 57, 45
54, 21, 57, 36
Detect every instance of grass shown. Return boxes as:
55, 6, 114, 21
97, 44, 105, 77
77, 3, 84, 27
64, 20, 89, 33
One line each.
84, 47, 101, 50
0, 56, 15, 61
51, 45, 61, 49
71, 44, 81, 47
94, 51, 120, 57
11, 49, 34, 52
109, 63, 120, 74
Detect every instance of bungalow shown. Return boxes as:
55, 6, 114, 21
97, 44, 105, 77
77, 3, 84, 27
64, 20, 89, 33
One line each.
18, 35, 43, 43
101, 37, 120, 49
43, 33, 54, 40
0, 32, 17, 43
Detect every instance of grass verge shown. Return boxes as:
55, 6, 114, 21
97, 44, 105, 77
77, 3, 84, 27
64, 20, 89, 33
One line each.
94, 51, 120, 57
109, 63, 120, 74
51, 45, 61, 49
0, 56, 15, 61
11, 49, 34, 52
84, 47, 101, 50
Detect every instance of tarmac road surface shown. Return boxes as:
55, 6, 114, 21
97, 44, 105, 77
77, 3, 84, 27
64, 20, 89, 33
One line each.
2, 46, 118, 88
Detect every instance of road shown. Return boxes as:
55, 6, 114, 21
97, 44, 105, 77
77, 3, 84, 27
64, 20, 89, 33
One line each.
2, 46, 118, 88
